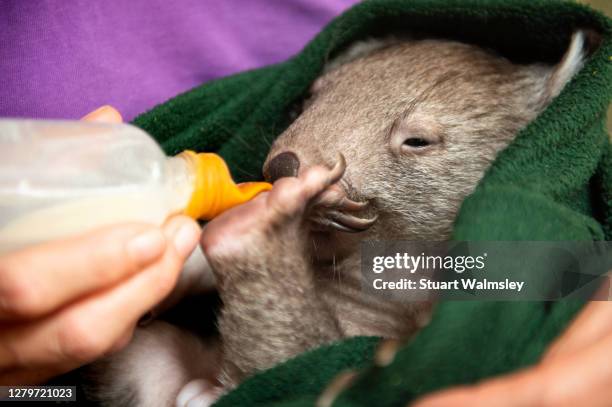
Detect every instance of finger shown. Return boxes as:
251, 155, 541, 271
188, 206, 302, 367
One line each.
0, 224, 168, 320
162, 215, 201, 261
81, 105, 123, 123
106, 325, 135, 355
539, 330, 612, 406
414, 330, 612, 407
544, 298, 612, 361
411, 366, 546, 407
0, 217, 200, 372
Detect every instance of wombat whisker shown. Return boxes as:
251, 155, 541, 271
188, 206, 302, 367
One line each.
88, 30, 590, 405
231, 162, 258, 179
233, 133, 258, 153
333, 254, 342, 288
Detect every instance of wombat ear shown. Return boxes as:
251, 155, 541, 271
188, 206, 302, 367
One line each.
323, 38, 398, 75
545, 30, 593, 102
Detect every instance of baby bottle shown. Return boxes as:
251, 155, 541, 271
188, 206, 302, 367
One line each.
0, 119, 272, 254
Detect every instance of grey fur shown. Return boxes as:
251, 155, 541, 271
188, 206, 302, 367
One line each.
88, 32, 587, 405
214, 32, 586, 386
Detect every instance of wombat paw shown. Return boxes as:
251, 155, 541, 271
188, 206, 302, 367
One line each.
201, 156, 345, 263
175, 379, 222, 407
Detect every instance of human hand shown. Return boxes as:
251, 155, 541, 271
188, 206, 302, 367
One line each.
0, 106, 201, 385
413, 292, 612, 407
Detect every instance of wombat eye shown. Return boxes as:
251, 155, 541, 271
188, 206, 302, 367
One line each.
403, 137, 430, 148
389, 118, 441, 156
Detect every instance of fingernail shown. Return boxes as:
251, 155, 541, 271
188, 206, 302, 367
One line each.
127, 230, 166, 265
172, 222, 200, 258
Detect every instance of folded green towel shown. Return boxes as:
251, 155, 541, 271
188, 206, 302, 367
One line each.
133, 0, 612, 405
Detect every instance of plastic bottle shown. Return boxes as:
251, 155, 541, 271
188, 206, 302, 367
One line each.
0, 119, 272, 254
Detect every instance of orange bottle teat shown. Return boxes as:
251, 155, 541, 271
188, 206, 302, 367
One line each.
178, 150, 272, 220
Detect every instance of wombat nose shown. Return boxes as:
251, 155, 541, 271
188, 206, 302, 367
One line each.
264, 151, 301, 182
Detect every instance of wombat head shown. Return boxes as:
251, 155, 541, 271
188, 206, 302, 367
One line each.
264, 33, 587, 253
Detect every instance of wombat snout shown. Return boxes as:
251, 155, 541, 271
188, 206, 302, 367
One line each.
264, 151, 300, 182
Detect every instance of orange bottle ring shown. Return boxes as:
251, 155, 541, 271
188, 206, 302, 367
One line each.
179, 150, 272, 220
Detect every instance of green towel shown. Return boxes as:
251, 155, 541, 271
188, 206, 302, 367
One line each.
133, 0, 612, 405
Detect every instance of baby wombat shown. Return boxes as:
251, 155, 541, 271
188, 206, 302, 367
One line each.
89, 32, 588, 406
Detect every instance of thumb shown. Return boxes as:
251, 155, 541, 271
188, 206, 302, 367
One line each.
411, 367, 545, 407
